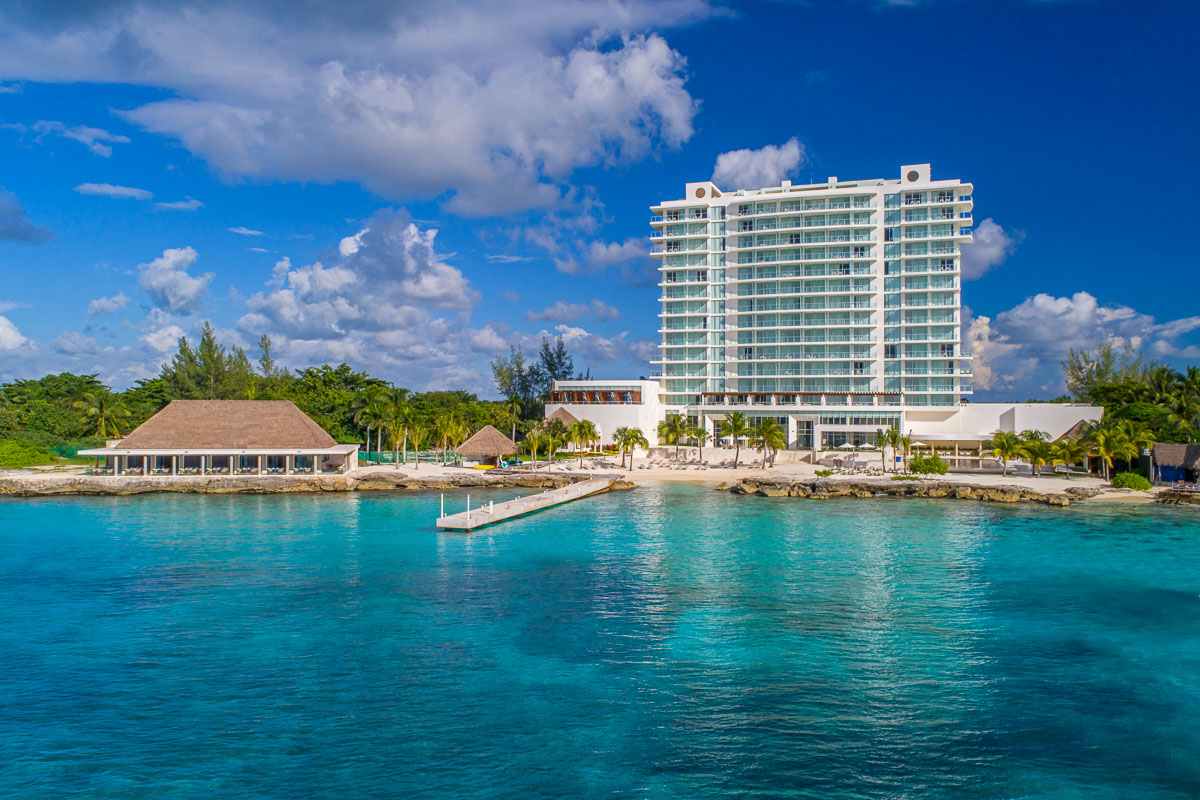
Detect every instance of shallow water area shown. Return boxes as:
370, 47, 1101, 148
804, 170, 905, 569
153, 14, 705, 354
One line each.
1, 484, 1198, 798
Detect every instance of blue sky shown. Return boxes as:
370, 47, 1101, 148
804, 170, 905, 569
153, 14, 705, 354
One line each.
0, 0, 1197, 398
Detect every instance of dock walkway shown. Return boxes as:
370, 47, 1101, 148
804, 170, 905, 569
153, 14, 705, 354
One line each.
436, 477, 618, 531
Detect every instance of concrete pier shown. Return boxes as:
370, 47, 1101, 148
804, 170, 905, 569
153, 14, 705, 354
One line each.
436, 477, 619, 531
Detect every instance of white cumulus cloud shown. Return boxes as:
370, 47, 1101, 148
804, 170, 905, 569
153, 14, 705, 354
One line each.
712, 137, 805, 190
961, 218, 1020, 280
87, 292, 130, 315
0, 315, 27, 350
965, 291, 1200, 397
0, 1, 710, 215
137, 247, 213, 313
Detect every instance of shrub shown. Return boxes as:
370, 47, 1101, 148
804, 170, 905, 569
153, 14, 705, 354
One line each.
908, 454, 948, 475
1111, 472, 1152, 491
815, 468, 833, 477
0, 439, 58, 470
892, 474, 921, 481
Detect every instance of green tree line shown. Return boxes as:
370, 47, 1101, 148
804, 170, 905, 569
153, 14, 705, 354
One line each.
1, 324, 589, 459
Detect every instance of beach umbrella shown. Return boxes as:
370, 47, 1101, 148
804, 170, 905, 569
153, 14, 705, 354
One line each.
858, 443, 877, 450
837, 442, 857, 450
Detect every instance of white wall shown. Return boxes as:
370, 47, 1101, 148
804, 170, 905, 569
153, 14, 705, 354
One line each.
545, 379, 662, 446
545, 403, 660, 446
905, 403, 1102, 441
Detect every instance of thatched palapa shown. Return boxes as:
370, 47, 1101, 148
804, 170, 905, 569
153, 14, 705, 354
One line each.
117, 400, 337, 449
79, 399, 358, 477
546, 406, 579, 426
1154, 444, 1200, 471
456, 425, 518, 460
1055, 419, 1093, 442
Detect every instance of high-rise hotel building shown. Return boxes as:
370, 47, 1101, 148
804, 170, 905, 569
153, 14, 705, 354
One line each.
650, 163, 974, 449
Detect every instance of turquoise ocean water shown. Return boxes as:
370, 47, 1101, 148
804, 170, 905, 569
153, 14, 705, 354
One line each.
1, 483, 1198, 798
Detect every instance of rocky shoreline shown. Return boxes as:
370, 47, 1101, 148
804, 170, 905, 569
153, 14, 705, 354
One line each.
0, 471, 625, 497
718, 477, 1114, 507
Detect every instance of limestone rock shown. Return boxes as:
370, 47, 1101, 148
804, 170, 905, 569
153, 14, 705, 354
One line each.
722, 477, 1075, 508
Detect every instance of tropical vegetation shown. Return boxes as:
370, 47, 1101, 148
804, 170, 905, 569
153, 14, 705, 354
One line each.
1111, 472, 1152, 491
750, 418, 787, 469
907, 454, 948, 475
1064, 343, 1200, 443
718, 411, 750, 469
1, 324, 590, 466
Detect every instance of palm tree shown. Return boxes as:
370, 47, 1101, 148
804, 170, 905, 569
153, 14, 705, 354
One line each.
1086, 421, 1136, 481
613, 426, 649, 470
988, 430, 1023, 476
445, 414, 469, 465
392, 398, 416, 465
569, 419, 599, 468
1165, 391, 1199, 443
73, 389, 131, 438
523, 426, 545, 470
750, 418, 787, 469
543, 416, 568, 444
352, 386, 387, 456
1021, 439, 1053, 477
433, 411, 455, 465
1051, 438, 1088, 479
408, 423, 426, 471
689, 425, 710, 462
657, 414, 689, 461
1120, 418, 1157, 479
544, 432, 565, 470
503, 396, 523, 443
875, 426, 900, 472
1147, 366, 1181, 404
720, 411, 751, 469
898, 432, 912, 472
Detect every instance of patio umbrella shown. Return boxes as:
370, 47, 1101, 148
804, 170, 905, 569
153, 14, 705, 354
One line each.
858, 443, 877, 450
837, 442, 857, 450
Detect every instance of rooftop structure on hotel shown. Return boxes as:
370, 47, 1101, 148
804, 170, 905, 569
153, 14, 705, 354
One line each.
80, 400, 359, 476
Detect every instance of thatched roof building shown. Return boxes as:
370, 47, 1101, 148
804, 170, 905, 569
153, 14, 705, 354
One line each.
1154, 443, 1200, 472
1056, 419, 1093, 441
79, 400, 358, 477
545, 406, 579, 426
456, 425, 517, 459
117, 400, 336, 449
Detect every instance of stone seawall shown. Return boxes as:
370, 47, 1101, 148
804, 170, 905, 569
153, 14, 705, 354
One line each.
719, 478, 1101, 507
1156, 490, 1200, 506
0, 472, 593, 497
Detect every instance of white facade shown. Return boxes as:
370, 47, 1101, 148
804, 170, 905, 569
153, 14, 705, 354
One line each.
652, 164, 977, 448
544, 379, 662, 446
905, 403, 1102, 444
